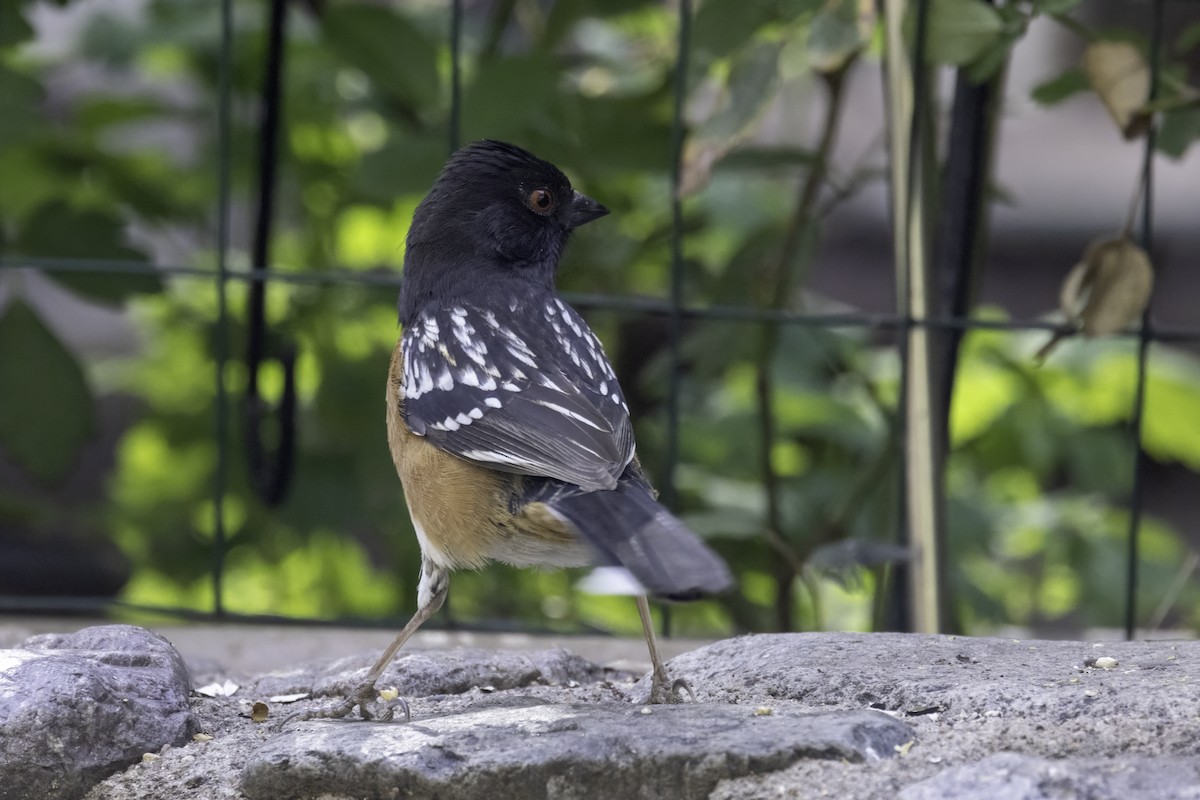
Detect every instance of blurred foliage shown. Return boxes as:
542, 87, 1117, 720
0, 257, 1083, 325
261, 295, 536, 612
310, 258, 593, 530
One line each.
0, 0, 1198, 637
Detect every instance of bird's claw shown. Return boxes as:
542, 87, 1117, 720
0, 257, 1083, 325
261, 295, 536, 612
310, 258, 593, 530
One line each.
647, 671, 696, 705
671, 677, 696, 703
272, 684, 410, 731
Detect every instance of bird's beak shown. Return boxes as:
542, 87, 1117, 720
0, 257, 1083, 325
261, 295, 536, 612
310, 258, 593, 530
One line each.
567, 190, 609, 229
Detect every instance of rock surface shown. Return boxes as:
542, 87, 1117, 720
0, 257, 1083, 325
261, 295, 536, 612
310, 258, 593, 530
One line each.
1, 627, 1196, 799
896, 752, 1200, 800
0, 625, 193, 800
242, 702, 910, 800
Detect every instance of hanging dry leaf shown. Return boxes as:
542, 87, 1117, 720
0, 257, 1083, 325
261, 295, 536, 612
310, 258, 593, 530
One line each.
1038, 235, 1153, 362
1082, 41, 1151, 139
1063, 237, 1154, 335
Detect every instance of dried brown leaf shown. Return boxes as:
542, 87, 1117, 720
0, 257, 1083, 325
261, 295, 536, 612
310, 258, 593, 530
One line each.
1083, 41, 1151, 139
1065, 237, 1154, 336
1038, 235, 1153, 363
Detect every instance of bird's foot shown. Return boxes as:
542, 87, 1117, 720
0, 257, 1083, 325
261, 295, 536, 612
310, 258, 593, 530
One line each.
275, 683, 410, 730
647, 668, 696, 705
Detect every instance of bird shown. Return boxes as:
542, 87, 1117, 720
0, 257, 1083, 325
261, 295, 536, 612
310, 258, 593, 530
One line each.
299, 140, 731, 723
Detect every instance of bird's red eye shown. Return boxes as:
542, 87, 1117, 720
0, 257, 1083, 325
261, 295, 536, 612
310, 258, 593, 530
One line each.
527, 188, 555, 215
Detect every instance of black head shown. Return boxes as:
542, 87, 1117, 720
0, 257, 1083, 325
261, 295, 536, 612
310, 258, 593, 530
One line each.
399, 141, 608, 322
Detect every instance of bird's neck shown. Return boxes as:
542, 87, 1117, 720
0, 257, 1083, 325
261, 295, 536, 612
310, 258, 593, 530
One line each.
397, 246, 559, 326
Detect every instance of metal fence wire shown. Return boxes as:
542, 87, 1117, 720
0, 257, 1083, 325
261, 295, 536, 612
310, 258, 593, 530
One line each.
2, 0, 1196, 640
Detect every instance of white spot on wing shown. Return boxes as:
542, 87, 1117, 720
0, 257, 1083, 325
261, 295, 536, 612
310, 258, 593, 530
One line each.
460, 450, 542, 470
532, 398, 608, 432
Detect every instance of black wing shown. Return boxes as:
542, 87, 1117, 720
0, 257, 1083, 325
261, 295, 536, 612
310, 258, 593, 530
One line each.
399, 298, 635, 491
521, 465, 732, 600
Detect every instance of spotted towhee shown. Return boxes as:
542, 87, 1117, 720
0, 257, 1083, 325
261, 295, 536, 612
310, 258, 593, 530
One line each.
301, 140, 731, 723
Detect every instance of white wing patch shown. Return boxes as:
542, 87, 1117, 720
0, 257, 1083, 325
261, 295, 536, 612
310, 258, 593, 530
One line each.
400, 297, 635, 486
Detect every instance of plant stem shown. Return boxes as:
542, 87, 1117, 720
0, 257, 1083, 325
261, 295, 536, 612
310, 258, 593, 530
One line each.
755, 67, 851, 631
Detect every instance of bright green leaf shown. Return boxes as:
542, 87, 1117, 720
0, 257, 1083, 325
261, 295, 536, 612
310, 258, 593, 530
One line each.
0, 301, 96, 484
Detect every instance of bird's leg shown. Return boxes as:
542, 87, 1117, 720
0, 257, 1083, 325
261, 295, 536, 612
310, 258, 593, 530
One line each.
636, 595, 695, 704
280, 559, 448, 727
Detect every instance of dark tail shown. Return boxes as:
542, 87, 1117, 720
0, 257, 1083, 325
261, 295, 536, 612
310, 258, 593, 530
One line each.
538, 475, 732, 601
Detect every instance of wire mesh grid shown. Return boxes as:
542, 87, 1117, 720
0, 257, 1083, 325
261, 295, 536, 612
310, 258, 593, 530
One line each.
0, 0, 1193, 639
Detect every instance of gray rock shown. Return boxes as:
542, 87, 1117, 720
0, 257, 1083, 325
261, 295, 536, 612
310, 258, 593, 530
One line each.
897, 752, 1200, 800
653, 632, 1200, 736
65, 631, 1200, 800
0, 624, 194, 800
252, 646, 614, 699
240, 700, 914, 800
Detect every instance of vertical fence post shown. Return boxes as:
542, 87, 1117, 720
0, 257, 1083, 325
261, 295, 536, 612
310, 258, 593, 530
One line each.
1124, 0, 1165, 641
661, 0, 693, 638
211, 0, 235, 617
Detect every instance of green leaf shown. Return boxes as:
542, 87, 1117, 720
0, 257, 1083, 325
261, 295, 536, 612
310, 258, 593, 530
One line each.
460, 54, 562, 143
15, 202, 159, 304
0, 2, 34, 47
1157, 106, 1200, 159
1030, 0, 1082, 15
1031, 68, 1089, 106
701, 40, 784, 141
543, 0, 658, 47
720, 146, 817, 170
0, 67, 42, 148
679, 41, 783, 194
322, 4, 438, 110
921, 0, 1006, 67
353, 134, 446, 203
808, 0, 873, 74
1178, 22, 1200, 54
568, 94, 673, 172
964, 30, 1019, 82
0, 301, 96, 484
692, 0, 781, 64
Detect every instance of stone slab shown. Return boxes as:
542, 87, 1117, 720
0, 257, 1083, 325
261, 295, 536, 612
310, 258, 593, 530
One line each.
240, 701, 913, 800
